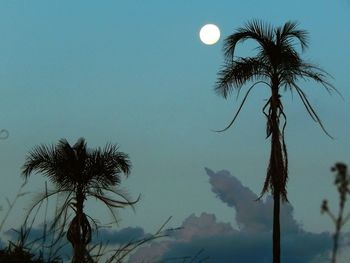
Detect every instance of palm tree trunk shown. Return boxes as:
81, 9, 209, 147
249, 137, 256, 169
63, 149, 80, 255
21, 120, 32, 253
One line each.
270, 84, 283, 263
69, 187, 87, 263
75, 195, 85, 263
273, 189, 281, 263
271, 123, 282, 263
270, 129, 282, 263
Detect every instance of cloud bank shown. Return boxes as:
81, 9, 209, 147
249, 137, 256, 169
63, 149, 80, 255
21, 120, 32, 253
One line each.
1, 224, 148, 261
128, 168, 334, 263
92, 226, 147, 245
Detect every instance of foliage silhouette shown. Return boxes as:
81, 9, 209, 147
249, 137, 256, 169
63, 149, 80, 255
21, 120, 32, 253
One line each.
215, 20, 337, 263
0, 181, 28, 233
21, 138, 139, 263
0, 183, 64, 263
0, 189, 189, 263
321, 163, 350, 263
0, 242, 54, 263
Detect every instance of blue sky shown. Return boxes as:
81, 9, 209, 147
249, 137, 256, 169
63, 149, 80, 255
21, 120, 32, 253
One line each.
0, 0, 349, 262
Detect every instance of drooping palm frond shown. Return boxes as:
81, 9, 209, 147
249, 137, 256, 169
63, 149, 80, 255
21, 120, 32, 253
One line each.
214, 80, 271, 132
215, 57, 270, 98
22, 144, 59, 180
224, 20, 274, 60
275, 21, 309, 51
87, 186, 140, 225
84, 143, 131, 189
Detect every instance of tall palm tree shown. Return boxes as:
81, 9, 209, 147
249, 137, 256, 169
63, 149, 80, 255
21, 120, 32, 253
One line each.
215, 20, 337, 263
22, 138, 139, 263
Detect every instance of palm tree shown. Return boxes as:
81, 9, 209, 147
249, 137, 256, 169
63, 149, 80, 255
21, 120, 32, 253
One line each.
22, 138, 139, 263
215, 20, 337, 263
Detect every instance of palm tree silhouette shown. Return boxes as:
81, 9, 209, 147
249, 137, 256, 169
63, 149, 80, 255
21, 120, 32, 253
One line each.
215, 20, 337, 263
22, 138, 139, 263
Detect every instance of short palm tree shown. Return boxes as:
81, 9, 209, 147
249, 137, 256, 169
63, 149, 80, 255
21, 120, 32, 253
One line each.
215, 20, 337, 263
22, 138, 139, 263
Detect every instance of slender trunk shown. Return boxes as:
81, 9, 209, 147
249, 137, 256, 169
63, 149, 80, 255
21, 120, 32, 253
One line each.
270, 81, 282, 263
331, 230, 339, 263
271, 125, 282, 263
273, 189, 281, 263
69, 186, 87, 263
331, 190, 346, 263
76, 192, 85, 262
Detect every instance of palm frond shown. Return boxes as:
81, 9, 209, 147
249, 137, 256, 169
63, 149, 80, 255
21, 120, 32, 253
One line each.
215, 57, 269, 98
102, 143, 131, 176
214, 81, 270, 132
277, 21, 308, 51
292, 82, 334, 138
298, 63, 340, 96
224, 19, 274, 60
83, 143, 131, 190
22, 144, 58, 179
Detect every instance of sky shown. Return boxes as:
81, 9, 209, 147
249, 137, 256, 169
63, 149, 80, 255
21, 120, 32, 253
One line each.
0, 0, 349, 262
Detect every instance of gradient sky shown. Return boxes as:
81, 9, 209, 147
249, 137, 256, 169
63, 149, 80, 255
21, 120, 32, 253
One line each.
0, 0, 349, 261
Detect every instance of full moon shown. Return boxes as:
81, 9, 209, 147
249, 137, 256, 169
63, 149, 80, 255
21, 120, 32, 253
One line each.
199, 24, 220, 45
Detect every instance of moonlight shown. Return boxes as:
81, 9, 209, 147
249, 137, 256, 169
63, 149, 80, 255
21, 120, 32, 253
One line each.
199, 24, 220, 45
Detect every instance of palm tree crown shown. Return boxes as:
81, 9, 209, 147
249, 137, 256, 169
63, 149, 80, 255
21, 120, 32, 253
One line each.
22, 138, 131, 196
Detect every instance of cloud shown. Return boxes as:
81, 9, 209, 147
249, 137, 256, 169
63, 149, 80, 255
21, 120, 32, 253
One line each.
3, 225, 72, 260
128, 168, 337, 263
173, 212, 237, 242
1, 224, 149, 261
0, 238, 6, 249
206, 168, 299, 233
129, 213, 331, 263
92, 226, 147, 245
